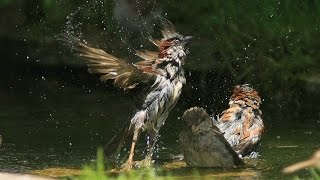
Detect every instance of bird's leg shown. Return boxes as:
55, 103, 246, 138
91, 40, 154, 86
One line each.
121, 128, 140, 171
121, 110, 146, 171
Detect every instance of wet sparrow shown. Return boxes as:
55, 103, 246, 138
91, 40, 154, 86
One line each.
77, 21, 192, 170
216, 84, 264, 157
180, 107, 244, 167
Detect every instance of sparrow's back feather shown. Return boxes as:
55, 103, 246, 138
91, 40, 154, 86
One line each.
217, 84, 264, 156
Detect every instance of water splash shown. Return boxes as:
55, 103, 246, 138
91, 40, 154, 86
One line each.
57, 6, 84, 49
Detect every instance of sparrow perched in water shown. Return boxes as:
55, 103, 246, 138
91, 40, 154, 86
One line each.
283, 149, 320, 173
179, 107, 244, 168
180, 84, 264, 167
216, 84, 264, 157
77, 22, 192, 170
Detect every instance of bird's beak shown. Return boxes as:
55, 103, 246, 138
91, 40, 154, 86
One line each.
191, 124, 199, 133
183, 36, 193, 43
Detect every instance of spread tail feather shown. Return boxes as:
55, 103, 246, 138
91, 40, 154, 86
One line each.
104, 110, 146, 165
104, 122, 131, 163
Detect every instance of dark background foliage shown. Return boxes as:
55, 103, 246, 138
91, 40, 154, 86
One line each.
0, 0, 319, 140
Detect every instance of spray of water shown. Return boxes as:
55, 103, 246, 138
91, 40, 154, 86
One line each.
57, 0, 174, 165
57, 6, 84, 50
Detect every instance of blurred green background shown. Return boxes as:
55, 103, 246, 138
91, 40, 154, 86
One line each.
0, 0, 319, 178
1, 0, 319, 122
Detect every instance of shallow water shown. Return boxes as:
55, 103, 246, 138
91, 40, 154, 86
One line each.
0, 127, 319, 179
0, 64, 319, 179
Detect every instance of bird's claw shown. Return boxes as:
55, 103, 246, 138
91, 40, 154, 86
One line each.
120, 159, 133, 171
139, 158, 154, 168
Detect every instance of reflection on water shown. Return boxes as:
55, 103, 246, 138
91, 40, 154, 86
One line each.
0, 64, 319, 179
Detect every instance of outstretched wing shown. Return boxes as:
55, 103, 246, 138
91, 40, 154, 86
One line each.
77, 43, 157, 90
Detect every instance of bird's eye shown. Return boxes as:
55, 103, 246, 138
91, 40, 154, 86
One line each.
169, 37, 180, 42
174, 40, 180, 43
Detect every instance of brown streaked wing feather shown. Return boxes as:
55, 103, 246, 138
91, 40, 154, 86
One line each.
219, 106, 242, 122
135, 50, 158, 61
134, 50, 160, 74
242, 108, 254, 130
77, 43, 156, 90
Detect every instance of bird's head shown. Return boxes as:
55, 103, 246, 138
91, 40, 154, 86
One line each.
229, 84, 262, 109
152, 22, 192, 59
182, 107, 210, 127
181, 107, 213, 135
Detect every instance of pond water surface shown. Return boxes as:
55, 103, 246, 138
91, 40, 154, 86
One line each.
0, 64, 319, 179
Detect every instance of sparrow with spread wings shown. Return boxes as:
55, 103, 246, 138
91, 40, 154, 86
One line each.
77, 22, 192, 170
